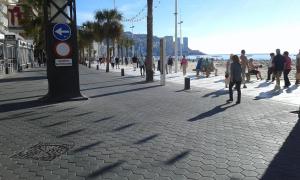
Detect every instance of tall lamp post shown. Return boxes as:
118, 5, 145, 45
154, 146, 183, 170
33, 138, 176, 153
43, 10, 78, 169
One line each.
178, 20, 183, 58
174, 0, 178, 73
130, 25, 135, 57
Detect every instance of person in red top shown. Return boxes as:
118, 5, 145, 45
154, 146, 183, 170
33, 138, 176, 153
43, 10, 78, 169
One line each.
283, 51, 292, 88
180, 55, 188, 76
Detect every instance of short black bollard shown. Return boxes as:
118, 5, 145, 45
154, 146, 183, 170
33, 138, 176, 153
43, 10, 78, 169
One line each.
97, 65, 99, 70
5, 67, 9, 74
121, 68, 125, 76
184, 77, 190, 90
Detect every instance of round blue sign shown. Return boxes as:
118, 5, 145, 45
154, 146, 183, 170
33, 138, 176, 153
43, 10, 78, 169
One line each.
53, 23, 72, 41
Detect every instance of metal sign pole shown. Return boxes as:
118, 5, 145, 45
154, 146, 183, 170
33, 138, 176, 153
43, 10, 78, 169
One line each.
42, 0, 86, 102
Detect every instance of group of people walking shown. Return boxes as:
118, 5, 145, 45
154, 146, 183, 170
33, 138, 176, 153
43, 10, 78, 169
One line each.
225, 49, 300, 104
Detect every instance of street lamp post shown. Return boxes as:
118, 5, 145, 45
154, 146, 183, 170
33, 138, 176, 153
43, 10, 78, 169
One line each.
174, 0, 178, 73
130, 25, 135, 57
178, 20, 183, 58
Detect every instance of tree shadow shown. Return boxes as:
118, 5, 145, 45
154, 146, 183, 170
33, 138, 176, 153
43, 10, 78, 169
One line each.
113, 123, 136, 132
42, 120, 68, 128
134, 134, 159, 145
0, 111, 37, 121
55, 107, 77, 113
255, 81, 272, 88
260, 120, 300, 180
286, 85, 298, 94
56, 129, 85, 138
188, 103, 237, 122
71, 141, 102, 154
0, 95, 44, 103
202, 89, 228, 98
0, 99, 51, 113
25, 115, 52, 122
93, 116, 114, 123
86, 160, 125, 179
254, 89, 283, 100
74, 112, 94, 117
165, 150, 191, 165
0, 76, 47, 83
89, 85, 161, 99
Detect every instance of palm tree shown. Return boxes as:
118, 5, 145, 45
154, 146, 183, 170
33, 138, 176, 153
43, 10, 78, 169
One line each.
78, 21, 95, 65
146, 0, 154, 82
95, 9, 123, 72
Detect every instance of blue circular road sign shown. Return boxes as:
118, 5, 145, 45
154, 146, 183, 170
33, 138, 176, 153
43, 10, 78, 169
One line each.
53, 23, 72, 41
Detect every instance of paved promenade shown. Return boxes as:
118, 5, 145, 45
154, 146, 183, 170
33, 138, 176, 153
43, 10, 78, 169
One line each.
0, 66, 299, 180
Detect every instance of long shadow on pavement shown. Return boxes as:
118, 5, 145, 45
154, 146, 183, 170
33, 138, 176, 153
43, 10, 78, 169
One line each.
0, 99, 50, 113
255, 81, 272, 88
165, 150, 191, 165
93, 116, 114, 123
71, 141, 102, 154
254, 89, 283, 100
0, 95, 44, 103
0, 76, 47, 83
56, 129, 85, 138
202, 89, 228, 98
113, 123, 136, 132
86, 161, 125, 179
286, 85, 298, 94
188, 103, 237, 122
89, 85, 161, 99
134, 134, 159, 145
260, 119, 300, 180
42, 120, 68, 128
81, 81, 146, 91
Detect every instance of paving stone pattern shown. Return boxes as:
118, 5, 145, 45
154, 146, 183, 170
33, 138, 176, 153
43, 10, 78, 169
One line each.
0, 66, 299, 180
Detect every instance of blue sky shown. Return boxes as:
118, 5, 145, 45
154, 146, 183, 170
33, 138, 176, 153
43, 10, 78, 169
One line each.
76, 0, 300, 54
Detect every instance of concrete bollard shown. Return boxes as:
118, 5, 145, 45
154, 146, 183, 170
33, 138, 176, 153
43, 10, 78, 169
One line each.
97, 65, 99, 70
184, 77, 190, 90
121, 68, 125, 76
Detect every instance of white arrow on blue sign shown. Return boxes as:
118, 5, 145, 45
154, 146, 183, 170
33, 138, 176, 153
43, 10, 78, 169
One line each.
53, 23, 72, 41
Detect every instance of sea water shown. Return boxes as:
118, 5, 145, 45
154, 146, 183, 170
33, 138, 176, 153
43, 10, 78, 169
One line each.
188, 54, 297, 61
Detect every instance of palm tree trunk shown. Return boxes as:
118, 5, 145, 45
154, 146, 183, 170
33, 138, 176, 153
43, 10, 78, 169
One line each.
146, 0, 154, 82
106, 38, 110, 72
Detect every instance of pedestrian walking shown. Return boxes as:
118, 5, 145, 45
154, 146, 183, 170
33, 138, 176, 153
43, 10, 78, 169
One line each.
132, 55, 138, 71
125, 57, 128, 66
240, 50, 249, 88
227, 55, 242, 104
111, 56, 115, 69
296, 50, 300, 85
167, 56, 173, 74
139, 56, 145, 77
273, 49, 285, 90
115, 57, 120, 69
225, 54, 233, 88
267, 53, 275, 82
180, 55, 188, 76
283, 51, 292, 88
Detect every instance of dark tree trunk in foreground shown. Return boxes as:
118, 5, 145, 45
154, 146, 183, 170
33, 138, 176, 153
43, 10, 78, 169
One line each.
146, 0, 154, 82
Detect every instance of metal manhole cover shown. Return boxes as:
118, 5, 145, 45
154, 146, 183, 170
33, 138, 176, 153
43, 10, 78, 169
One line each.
11, 143, 74, 161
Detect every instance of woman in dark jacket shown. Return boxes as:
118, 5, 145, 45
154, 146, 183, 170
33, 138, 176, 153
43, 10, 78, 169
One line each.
227, 55, 242, 104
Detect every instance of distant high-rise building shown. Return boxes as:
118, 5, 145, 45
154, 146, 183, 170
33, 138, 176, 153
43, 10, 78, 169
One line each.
164, 36, 173, 56
183, 37, 189, 55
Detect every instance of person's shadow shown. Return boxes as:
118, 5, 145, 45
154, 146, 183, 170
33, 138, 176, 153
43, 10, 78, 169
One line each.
286, 85, 298, 94
187, 103, 237, 122
254, 89, 283, 100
